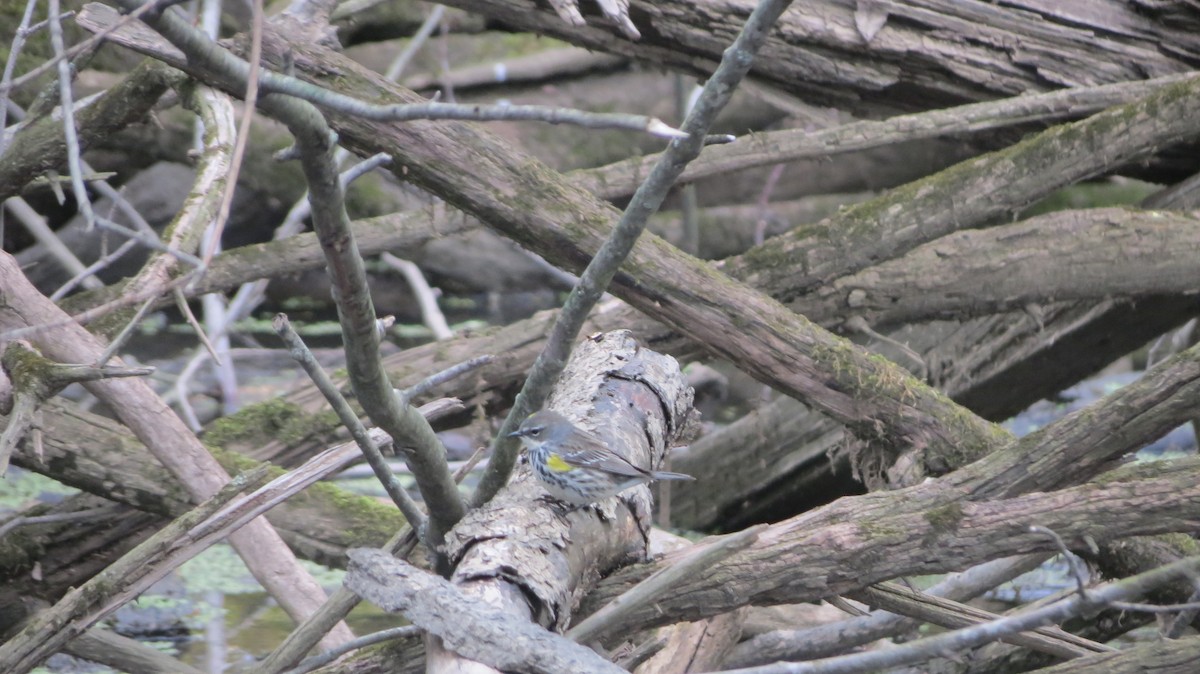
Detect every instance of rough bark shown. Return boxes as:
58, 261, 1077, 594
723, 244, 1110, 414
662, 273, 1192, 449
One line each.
429, 330, 693, 672
0, 60, 176, 202
669, 293, 1200, 530
433, 0, 1200, 120
579, 342, 1200, 627
580, 454, 1200, 634
344, 550, 626, 674
1002, 633, 1200, 674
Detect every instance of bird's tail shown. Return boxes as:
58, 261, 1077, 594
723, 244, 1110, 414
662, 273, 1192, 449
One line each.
650, 470, 695, 481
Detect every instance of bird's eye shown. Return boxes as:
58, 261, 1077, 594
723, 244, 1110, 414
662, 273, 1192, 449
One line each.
530, 428, 541, 436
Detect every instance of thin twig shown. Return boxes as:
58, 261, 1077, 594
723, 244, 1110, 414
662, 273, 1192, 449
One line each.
94, 215, 203, 267
0, 0, 40, 154
843, 315, 927, 380
726, 553, 1052, 667
273, 313, 429, 536
194, 0, 239, 420
674, 75, 700, 256
335, 456, 487, 481
721, 554, 1200, 674
436, 12, 454, 103
203, 0, 264, 266
0, 0, 163, 101
384, 4, 445, 81
399, 354, 495, 403
851, 581, 1112, 658
3, 196, 103, 290
173, 346, 211, 432
48, 0, 95, 229
753, 163, 786, 246
1110, 598, 1200, 613
284, 625, 421, 674
1030, 525, 1091, 598
379, 253, 453, 340
94, 297, 156, 366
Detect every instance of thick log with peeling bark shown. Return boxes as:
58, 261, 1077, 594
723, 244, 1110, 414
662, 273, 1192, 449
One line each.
345, 550, 627, 674
580, 455, 1200, 633
427, 330, 693, 674
316, 456, 1200, 674
432, 0, 1200, 118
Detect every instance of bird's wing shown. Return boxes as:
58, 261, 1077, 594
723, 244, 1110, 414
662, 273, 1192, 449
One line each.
566, 428, 650, 478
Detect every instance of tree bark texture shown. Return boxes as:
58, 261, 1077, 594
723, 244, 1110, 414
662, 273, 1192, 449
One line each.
442, 331, 693, 630
579, 455, 1200, 633
435, 0, 1200, 118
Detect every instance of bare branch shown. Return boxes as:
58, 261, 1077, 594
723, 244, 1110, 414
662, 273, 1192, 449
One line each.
273, 313, 428, 538
379, 253, 453, 340
724, 554, 1053, 667
83, 2, 685, 139
284, 625, 422, 674
0, 0, 42, 154
47, 0, 95, 228
345, 548, 628, 674
257, 92, 467, 545
719, 553, 1200, 674
577, 72, 1200, 201
850, 581, 1112, 659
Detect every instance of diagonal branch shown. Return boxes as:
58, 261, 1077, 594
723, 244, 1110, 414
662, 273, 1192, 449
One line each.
473, 0, 796, 505
255, 91, 466, 543
88, 3, 683, 138
719, 552, 1200, 674
575, 71, 1200, 202
583, 453, 1200, 635
81, 0, 1200, 483
0, 250, 355, 646
345, 549, 627, 674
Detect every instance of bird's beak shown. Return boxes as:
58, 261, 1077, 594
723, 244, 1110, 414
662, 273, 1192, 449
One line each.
507, 429, 524, 438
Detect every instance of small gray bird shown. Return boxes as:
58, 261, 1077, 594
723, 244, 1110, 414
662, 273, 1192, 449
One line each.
509, 410, 694, 506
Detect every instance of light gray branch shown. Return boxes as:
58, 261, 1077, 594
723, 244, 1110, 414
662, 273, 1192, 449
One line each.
345, 548, 627, 674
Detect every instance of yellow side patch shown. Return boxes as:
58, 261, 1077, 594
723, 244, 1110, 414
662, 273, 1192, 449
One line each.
545, 453, 573, 472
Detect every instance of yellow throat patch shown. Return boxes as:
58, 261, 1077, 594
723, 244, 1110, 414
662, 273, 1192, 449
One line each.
545, 453, 573, 473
